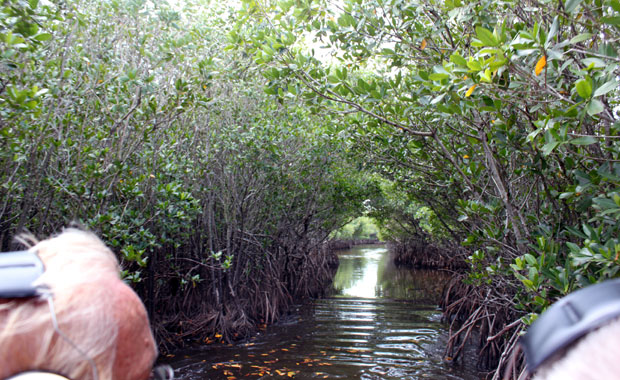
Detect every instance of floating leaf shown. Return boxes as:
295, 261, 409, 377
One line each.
535, 55, 546, 76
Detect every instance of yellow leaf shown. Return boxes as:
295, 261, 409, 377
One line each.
465, 84, 477, 97
287, 371, 296, 377
420, 39, 427, 50
214, 333, 222, 338
535, 55, 546, 76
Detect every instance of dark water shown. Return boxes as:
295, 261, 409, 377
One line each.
164, 245, 481, 379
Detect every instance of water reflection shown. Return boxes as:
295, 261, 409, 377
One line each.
164, 244, 479, 380
332, 245, 449, 301
332, 246, 384, 298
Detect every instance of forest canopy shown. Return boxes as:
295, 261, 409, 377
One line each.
1, 0, 619, 376
231, 0, 619, 375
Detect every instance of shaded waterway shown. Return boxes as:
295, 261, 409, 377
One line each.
165, 245, 481, 379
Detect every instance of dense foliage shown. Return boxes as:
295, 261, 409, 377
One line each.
0, 0, 378, 348
2, 0, 620, 374
232, 0, 619, 376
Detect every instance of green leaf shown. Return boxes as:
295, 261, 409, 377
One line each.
575, 79, 592, 98
541, 141, 560, 155
593, 80, 618, 97
601, 16, 620, 25
611, 0, 620, 12
593, 197, 619, 210
582, 58, 607, 68
569, 33, 592, 44
546, 17, 559, 45
475, 26, 498, 47
467, 59, 482, 71
28, 0, 39, 8
586, 99, 604, 115
429, 73, 449, 81
34, 33, 52, 42
524, 253, 537, 266
565, 0, 583, 13
570, 136, 597, 145
450, 53, 468, 66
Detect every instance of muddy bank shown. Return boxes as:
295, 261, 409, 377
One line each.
439, 275, 524, 378
388, 239, 524, 377
142, 243, 340, 353
389, 238, 468, 270
326, 238, 381, 251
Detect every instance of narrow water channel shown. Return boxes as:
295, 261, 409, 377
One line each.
165, 245, 481, 379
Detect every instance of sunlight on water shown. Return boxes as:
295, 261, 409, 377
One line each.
336, 247, 385, 298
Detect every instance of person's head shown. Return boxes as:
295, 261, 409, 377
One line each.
530, 316, 620, 380
0, 228, 157, 380
521, 279, 620, 380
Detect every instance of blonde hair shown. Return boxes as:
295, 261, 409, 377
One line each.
0, 229, 129, 379
532, 317, 620, 380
